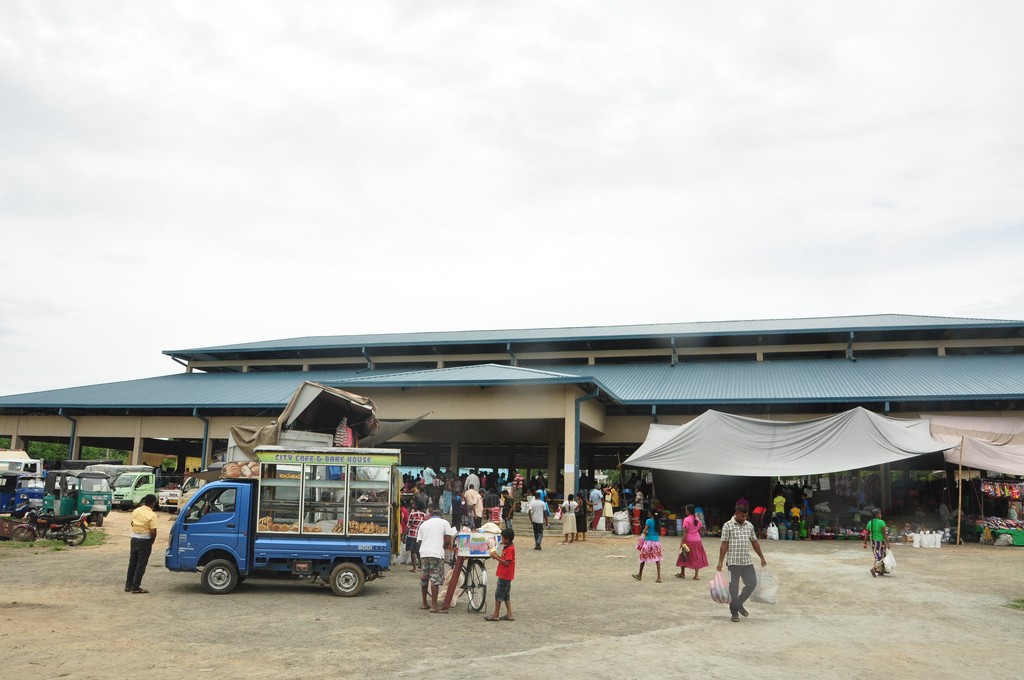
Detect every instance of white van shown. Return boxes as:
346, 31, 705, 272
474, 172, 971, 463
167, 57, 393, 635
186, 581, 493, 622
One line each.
0, 451, 44, 476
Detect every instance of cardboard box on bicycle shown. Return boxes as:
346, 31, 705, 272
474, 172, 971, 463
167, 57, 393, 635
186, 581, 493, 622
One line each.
455, 531, 498, 557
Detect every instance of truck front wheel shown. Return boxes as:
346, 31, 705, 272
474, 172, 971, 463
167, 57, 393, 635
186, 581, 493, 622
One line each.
201, 559, 239, 595
90, 511, 104, 527
329, 563, 365, 597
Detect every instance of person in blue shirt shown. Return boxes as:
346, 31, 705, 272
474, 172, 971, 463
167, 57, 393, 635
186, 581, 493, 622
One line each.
631, 509, 663, 582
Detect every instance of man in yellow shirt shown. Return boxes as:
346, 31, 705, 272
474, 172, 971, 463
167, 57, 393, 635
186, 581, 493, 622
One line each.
773, 491, 786, 524
125, 494, 159, 594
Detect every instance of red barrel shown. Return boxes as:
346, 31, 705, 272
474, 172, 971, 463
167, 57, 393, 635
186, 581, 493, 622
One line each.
631, 506, 642, 534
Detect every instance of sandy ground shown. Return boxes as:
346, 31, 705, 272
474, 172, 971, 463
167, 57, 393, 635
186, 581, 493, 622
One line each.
0, 510, 1021, 680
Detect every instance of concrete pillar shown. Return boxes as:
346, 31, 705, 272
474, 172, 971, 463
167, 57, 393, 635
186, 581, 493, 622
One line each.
563, 416, 577, 498
4, 416, 24, 449
71, 436, 83, 461
547, 441, 558, 495
448, 422, 459, 475
130, 416, 144, 465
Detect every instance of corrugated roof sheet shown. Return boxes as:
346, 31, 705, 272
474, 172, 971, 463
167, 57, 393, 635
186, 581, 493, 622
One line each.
540, 355, 1024, 404
332, 364, 589, 387
165, 313, 1023, 356
0, 370, 392, 409
2, 355, 1022, 409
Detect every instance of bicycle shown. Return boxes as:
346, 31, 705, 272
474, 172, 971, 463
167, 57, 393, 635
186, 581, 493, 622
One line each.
446, 551, 488, 612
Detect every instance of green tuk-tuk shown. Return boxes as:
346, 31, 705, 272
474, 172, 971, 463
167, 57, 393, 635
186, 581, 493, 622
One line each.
43, 471, 113, 526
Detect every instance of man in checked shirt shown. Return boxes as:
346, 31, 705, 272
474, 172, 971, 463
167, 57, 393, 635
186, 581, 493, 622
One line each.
716, 502, 768, 622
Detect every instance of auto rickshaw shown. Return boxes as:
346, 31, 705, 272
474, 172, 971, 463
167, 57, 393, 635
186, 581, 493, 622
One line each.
43, 471, 113, 526
0, 472, 20, 513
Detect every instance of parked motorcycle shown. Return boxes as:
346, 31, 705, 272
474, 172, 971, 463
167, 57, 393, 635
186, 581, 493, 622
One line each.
23, 510, 89, 546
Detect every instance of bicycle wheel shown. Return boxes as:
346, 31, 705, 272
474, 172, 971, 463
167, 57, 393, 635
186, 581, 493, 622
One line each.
465, 559, 487, 612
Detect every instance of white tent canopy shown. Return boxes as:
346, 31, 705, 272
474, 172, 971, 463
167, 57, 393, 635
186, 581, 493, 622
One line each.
625, 407, 951, 477
926, 414, 1024, 476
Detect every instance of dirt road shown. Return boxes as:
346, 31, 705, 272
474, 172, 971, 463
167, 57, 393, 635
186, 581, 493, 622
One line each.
0, 510, 1020, 679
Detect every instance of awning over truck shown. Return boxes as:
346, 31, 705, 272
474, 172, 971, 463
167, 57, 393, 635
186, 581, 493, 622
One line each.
229, 382, 379, 458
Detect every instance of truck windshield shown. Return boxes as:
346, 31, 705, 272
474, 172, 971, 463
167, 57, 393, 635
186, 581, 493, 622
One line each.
113, 473, 140, 489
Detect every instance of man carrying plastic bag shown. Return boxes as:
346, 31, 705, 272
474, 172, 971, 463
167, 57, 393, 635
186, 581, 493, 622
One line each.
751, 569, 778, 604
716, 501, 768, 622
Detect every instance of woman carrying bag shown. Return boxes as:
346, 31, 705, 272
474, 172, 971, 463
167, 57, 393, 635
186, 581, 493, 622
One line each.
676, 504, 709, 580
864, 508, 890, 577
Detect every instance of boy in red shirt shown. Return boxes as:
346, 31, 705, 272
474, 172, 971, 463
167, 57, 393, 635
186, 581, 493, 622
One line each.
484, 528, 516, 621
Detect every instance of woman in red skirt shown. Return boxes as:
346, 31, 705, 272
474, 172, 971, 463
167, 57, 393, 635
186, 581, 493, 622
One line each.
676, 504, 709, 580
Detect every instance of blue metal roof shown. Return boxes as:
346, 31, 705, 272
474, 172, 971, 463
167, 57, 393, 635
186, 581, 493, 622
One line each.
2, 355, 1022, 409
0, 370, 393, 409
540, 355, 1024, 404
164, 314, 1023, 357
332, 364, 591, 387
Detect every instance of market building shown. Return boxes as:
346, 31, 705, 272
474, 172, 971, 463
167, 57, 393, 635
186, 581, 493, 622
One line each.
2, 313, 1024, 501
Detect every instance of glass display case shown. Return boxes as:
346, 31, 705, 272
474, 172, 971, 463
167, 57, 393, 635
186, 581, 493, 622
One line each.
303, 464, 346, 534
256, 463, 303, 533
254, 460, 391, 536
347, 465, 391, 535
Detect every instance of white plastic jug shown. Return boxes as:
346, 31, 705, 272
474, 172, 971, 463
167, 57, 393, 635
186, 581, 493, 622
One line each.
912, 533, 921, 548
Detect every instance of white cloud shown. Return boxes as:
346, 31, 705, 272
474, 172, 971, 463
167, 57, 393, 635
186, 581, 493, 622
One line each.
1, 1, 1023, 394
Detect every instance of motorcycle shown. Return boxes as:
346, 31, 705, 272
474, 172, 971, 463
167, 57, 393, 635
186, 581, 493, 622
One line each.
23, 509, 89, 546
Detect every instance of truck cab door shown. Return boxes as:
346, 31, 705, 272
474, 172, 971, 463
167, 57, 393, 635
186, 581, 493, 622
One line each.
176, 486, 247, 572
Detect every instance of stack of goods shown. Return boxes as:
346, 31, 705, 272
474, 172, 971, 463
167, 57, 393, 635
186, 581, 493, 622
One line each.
341, 520, 385, 534
222, 461, 260, 478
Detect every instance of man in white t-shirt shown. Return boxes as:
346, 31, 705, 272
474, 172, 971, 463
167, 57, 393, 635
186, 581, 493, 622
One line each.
588, 487, 604, 530
528, 495, 547, 551
463, 484, 483, 530
421, 466, 437, 503
417, 507, 454, 613
465, 469, 481, 494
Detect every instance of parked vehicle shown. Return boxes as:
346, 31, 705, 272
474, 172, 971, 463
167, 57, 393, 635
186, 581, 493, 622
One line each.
173, 474, 208, 514
0, 515, 36, 541
43, 471, 113, 526
0, 451, 44, 476
157, 485, 181, 512
15, 475, 45, 511
165, 447, 400, 597
110, 468, 156, 509
0, 472, 21, 513
24, 509, 89, 545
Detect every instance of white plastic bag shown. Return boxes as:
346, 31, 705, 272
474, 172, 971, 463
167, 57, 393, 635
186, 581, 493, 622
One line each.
709, 571, 731, 604
882, 548, 896, 573
766, 522, 779, 540
751, 569, 778, 605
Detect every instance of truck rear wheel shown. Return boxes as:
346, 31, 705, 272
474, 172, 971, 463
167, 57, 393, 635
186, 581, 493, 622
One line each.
201, 559, 239, 594
329, 563, 365, 597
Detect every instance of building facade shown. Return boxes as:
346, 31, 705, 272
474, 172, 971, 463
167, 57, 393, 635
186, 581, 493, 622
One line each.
2, 313, 1023, 495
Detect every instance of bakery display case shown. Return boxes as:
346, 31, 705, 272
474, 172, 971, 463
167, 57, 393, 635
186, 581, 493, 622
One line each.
256, 463, 303, 533
302, 464, 346, 533
252, 457, 395, 536
347, 465, 391, 535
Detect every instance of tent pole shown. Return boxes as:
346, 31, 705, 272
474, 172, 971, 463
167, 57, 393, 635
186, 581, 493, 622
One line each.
956, 436, 964, 548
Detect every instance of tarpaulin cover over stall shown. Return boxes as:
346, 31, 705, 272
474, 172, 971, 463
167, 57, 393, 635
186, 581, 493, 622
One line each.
926, 414, 1024, 476
625, 407, 951, 477
229, 381, 379, 457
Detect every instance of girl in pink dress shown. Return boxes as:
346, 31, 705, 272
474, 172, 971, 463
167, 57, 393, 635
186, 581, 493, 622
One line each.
676, 504, 709, 580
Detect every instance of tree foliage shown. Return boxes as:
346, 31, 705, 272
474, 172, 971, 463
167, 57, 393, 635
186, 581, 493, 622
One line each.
0, 437, 128, 462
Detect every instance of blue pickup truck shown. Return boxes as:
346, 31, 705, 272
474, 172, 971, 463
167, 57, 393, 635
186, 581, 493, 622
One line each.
165, 447, 400, 597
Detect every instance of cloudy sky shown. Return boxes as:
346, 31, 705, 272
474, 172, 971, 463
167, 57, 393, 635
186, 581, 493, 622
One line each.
2, 1, 1023, 396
